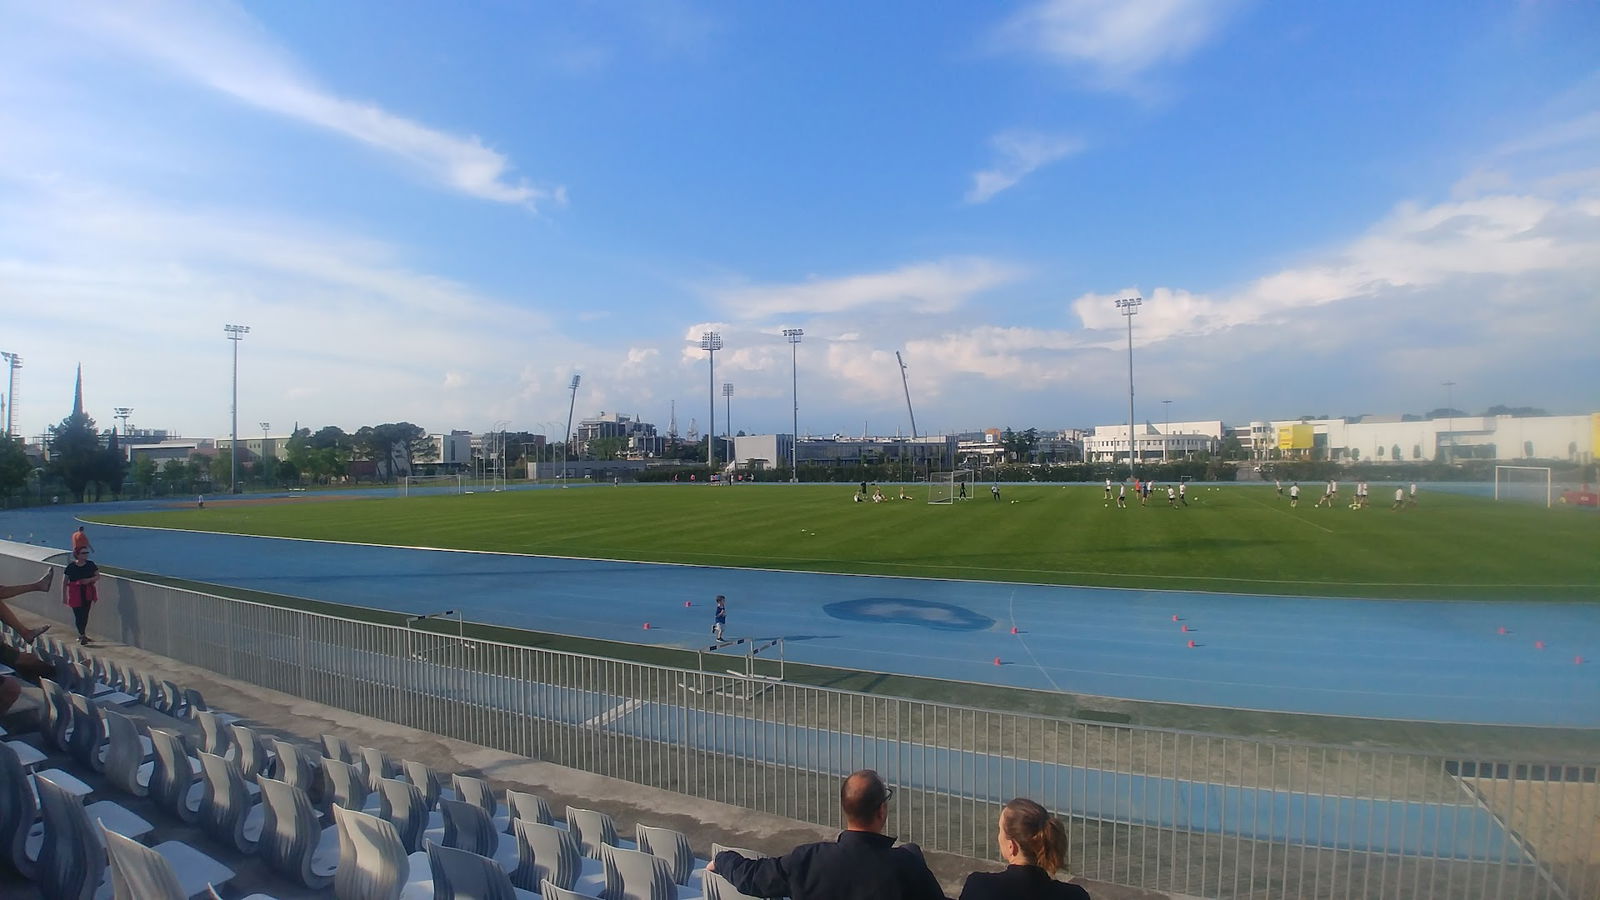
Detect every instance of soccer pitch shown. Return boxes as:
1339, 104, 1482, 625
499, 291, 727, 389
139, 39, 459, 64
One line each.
98, 484, 1598, 601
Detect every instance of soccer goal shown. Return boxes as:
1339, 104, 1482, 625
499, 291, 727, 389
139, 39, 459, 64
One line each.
399, 474, 464, 497
929, 469, 975, 504
1494, 466, 1552, 508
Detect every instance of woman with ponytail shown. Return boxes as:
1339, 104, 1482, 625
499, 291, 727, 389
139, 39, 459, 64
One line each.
959, 798, 1089, 899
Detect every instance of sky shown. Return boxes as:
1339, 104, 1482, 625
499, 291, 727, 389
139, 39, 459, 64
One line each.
1, 0, 1596, 443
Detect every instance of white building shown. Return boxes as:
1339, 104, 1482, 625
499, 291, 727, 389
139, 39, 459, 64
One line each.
127, 437, 215, 464
732, 434, 955, 471
575, 412, 657, 456
1086, 421, 1223, 463
732, 434, 795, 471
1269, 413, 1596, 463
426, 431, 474, 468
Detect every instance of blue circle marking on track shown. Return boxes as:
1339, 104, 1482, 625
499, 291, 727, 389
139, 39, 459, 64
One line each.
824, 597, 994, 632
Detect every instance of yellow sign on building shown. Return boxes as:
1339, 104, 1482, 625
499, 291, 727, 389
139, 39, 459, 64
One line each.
1277, 424, 1314, 451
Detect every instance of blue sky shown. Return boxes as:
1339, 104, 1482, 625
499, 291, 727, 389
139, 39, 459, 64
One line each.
1, 0, 1596, 442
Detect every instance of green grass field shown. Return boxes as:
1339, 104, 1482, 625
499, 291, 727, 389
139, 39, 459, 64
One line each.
97, 484, 1598, 600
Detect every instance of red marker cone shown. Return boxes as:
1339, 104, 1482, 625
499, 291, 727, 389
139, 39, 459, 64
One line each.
1186, 640, 1196, 648
1172, 614, 1180, 622
1576, 656, 1586, 665
1010, 626, 1019, 635
1181, 625, 1190, 632
1535, 640, 1546, 650
993, 657, 1002, 666
684, 600, 692, 607
642, 622, 651, 630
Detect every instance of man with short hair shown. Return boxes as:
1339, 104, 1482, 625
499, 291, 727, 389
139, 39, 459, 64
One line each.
709, 770, 945, 900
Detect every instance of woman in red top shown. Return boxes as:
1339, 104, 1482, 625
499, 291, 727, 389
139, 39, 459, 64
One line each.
62, 547, 100, 645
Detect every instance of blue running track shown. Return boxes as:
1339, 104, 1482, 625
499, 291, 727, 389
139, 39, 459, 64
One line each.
0, 495, 1593, 729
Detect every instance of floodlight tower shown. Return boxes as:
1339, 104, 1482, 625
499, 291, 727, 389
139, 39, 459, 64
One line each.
1442, 380, 1456, 463
783, 328, 803, 481
701, 332, 722, 473
0, 352, 20, 437
114, 408, 133, 433
224, 324, 250, 494
562, 375, 581, 482
1162, 400, 1171, 462
1115, 297, 1141, 478
722, 381, 733, 445
895, 351, 918, 439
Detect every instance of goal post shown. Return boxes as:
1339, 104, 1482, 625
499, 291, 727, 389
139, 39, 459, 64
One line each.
1494, 465, 1552, 508
929, 469, 974, 504
399, 474, 464, 497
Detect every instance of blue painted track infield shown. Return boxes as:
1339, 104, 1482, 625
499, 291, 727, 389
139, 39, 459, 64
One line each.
2, 494, 1595, 728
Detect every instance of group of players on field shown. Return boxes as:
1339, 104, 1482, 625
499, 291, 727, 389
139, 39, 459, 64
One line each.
1278, 479, 1417, 510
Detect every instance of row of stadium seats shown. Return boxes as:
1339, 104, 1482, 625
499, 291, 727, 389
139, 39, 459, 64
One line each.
1, 624, 774, 899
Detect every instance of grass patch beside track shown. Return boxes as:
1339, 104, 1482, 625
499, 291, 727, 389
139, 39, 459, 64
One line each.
98, 484, 1598, 600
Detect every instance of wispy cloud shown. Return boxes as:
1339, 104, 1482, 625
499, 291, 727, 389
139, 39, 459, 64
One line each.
45, 1, 560, 208
967, 131, 1085, 203
992, 0, 1242, 91
708, 258, 1024, 319
0, 178, 589, 435
1070, 176, 1600, 343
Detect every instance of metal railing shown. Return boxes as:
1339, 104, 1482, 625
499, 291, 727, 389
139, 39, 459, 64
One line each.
2, 548, 1593, 899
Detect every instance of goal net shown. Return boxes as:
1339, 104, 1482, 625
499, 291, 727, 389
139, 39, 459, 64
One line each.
399, 474, 464, 497
929, 469, 974, 504
1494, 466, 1552, 508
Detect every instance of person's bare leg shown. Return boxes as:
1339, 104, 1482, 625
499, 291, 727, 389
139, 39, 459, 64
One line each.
0, 678, 21, 716
0, 569, 54, 641
0, 568, 53, 601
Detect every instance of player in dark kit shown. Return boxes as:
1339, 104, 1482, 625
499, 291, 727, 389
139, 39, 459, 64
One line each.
712, 595, 727, 641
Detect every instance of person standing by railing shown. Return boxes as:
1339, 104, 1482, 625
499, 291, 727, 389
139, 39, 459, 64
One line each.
959, 798, 1089, 899
62, 546, 100, 645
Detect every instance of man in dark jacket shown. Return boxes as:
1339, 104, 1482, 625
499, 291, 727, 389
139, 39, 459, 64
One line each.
708, 769, 946, 899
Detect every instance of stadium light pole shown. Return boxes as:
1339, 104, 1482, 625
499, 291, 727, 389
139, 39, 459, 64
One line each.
1162, 400, 1171, 462
563, 376, 581, 483
1442, 380, 1456, 464
722, 382, 734, 469
701, 332, 722, 474
0, 349, 18, 435
1115, 297, 1141, 479
784, 328, 803, 482
224, 324, 249, 494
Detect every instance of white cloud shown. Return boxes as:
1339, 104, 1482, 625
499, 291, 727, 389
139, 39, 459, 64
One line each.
993, 0, 1241, 91
966, 131, 1085, 203
699, 172, 1599, 429
708, 258, 1024, 319
0, 179, 594, 437
39, 1, 559, 208
1069, 185, 1600, 344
